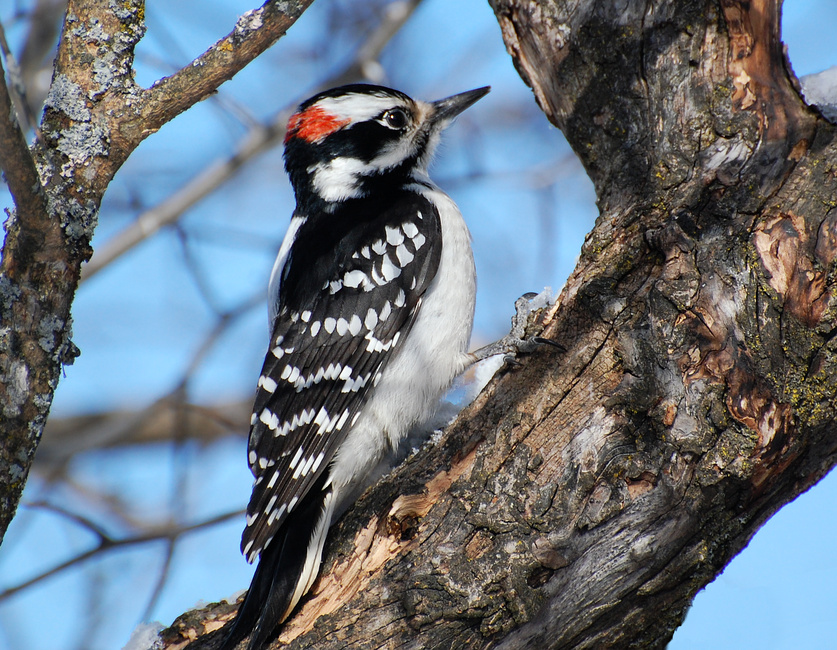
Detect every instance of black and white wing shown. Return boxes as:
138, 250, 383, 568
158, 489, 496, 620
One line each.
241, 190, 442, 562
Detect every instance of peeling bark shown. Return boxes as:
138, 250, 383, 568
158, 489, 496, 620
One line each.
162, 1, 837, 648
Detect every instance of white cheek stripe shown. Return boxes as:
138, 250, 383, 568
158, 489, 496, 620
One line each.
310, 157, 369, 202
314, 94, 408, 123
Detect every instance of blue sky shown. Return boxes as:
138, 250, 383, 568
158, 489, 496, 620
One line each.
0, 1, 835, 649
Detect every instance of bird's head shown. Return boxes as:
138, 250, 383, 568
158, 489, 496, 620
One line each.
283, 84, 490, 208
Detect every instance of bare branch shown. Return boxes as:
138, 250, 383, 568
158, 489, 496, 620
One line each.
136, 1, 316, 137
18, 0, 67, 115
38, 400, 251, 466
0, 18, 42, 139
0, 508, 243, 602
0, 49, 46, 223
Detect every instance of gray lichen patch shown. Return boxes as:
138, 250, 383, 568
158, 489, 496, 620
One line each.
37, 314, 65, 354
0, 273, 22, 318
71, 17, 110, 44
93, 56, 118, 94
64, 197, 100, 242
4, 360, 29, 419
235, 8, 265, 41
109, 0, 139, 21
44, 74, 90, 122
56, 122, 109, 167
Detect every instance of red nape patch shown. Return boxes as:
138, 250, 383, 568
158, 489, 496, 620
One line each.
285, 106, 351, 144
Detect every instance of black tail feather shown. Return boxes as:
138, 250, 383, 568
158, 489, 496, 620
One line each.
219, 475, 329, 650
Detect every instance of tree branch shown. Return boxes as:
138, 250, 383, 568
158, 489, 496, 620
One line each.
135, 1, 315, 138
0, 506, 242, 602
0, 50, 46, 226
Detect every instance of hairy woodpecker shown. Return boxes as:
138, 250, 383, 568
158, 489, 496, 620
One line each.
221, 83, 529, 650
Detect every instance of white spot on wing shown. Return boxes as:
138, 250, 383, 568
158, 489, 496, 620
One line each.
385, 225, 405, 246
342, 372, 370, 393
335, 409, 350, 430
289, 447, 304, 470
344, 269, 368, 288
258, 375, 278, 393
314, 406, 331, 434
300, 454, 316, 477
324, 362, 342, 380
371, 264, 385, 285
395, 243, 414, 266
380, 255, 402, 282
260, 408, 279, 430
311, 452, 325, 473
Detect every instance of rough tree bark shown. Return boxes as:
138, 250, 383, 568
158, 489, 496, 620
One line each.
159, 0, 837, 649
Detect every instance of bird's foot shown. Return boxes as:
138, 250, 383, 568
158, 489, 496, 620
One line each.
471, 292, 562, 366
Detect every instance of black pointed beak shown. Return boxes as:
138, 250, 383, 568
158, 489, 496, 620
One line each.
430, 86, 491, 124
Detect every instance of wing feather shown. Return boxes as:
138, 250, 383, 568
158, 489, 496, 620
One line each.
242, 191, 442, 561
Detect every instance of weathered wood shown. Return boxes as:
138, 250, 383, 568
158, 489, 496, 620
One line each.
162, 1, 837, 648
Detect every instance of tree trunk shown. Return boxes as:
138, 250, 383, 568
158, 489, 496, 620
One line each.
161, 0, 837, 648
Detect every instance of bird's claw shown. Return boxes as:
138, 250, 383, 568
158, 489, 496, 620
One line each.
533, 336, 564, 350
472, 292, 560, 365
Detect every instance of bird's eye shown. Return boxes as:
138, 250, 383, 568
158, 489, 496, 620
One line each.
383, 109, 409, 130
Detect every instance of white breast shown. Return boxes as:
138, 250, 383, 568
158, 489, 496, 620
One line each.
328, 180, 476, 496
